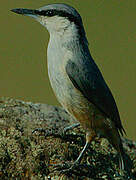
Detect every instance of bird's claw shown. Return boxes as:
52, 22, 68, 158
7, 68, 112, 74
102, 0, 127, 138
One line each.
32, 128, 47, 134
60, 163, 78, 175
32, 128, 63, 138
52, 161, 80, 176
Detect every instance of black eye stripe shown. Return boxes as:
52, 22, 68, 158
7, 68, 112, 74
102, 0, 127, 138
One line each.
35, 9, 80, 24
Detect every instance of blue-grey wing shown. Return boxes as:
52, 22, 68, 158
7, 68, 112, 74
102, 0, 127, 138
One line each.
66, 59, 125, 135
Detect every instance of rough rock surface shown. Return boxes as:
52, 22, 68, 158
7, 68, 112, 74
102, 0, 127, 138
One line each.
0, 97, 136, 180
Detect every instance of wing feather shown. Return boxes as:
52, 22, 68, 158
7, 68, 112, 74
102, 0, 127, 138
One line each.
66, 59, 125, 135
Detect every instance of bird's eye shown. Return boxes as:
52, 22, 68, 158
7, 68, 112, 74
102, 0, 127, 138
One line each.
46, 10, 54, 16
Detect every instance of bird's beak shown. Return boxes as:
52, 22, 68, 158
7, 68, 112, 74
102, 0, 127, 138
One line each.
11, 8, 39, 19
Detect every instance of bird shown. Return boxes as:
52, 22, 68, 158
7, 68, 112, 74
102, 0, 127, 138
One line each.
11, 3, 126, 171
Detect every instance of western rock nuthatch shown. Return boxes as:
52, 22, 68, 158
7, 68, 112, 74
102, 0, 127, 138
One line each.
11, 3, 126, 171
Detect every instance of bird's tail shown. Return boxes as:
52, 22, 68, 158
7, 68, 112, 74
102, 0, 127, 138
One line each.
119, 144, 133, 172
119, 153, 125, 170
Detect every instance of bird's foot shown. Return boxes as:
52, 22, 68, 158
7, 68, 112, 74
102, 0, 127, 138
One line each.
53, 161, 84, 176
54, 141, 90, 175
63, 123, 80, 133
32, 123, 80, 138
53, 161, 91, 177
32, 128, 63, 138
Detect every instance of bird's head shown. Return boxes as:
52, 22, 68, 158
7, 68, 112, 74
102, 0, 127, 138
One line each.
11, 3, 86, 38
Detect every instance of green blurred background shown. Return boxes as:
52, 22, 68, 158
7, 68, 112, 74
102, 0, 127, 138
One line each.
0, 0, 136, 140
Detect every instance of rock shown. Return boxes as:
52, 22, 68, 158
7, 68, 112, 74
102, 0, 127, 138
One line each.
0, 97, 135, 179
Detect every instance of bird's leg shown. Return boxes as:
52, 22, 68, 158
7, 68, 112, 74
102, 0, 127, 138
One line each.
73, 141, 89, 164
56, 132, 96, 175
54, 113, 97, 173
74, 130, 96, 165
53, 141, 90, 174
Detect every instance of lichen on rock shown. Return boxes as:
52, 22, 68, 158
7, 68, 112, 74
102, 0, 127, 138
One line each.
0, 97, 135, 179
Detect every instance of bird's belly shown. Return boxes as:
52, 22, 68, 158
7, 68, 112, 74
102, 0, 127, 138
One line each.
48, 65, 104, 131
47, 47, 105, 132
